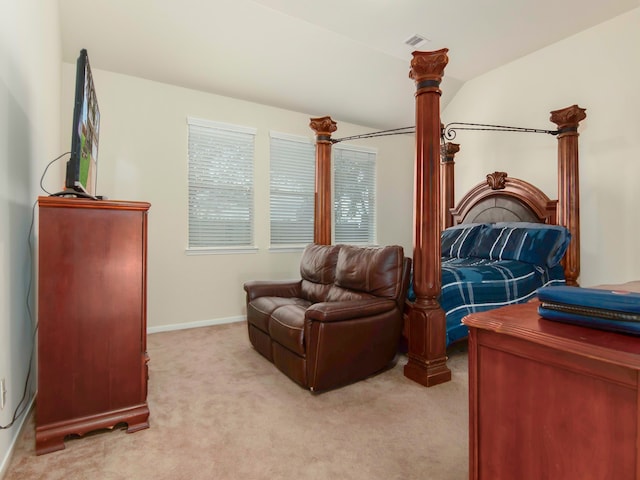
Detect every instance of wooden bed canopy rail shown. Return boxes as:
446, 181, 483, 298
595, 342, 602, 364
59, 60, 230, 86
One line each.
308, 48, 586, 387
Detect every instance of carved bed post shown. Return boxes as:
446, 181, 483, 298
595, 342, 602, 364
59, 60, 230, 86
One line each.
309, 116, 337, 245
550, 105, 586, 286
404, 49, 452, 387
441, 141, 460, 229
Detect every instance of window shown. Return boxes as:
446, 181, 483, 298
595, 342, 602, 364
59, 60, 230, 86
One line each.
333, 145, 377, 245
187, 117, 256, 251
269, 135, 377, 247
269, 132, 315, 247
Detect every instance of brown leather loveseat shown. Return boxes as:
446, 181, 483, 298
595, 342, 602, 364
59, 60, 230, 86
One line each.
244, 243, 410, 392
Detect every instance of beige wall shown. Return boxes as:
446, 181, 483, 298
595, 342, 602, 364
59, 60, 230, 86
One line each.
0, 0, 61, 473
443, 7, 640, 287
60, 66, 415, 331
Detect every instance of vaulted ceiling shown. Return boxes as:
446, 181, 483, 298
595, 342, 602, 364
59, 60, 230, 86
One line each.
59, 0, 638, 129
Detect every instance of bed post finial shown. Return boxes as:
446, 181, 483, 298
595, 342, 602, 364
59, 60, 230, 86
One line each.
550, 105, 586, 286
309, 116, 337, 245
409, 48, 449, 94
404, 49, 451, 388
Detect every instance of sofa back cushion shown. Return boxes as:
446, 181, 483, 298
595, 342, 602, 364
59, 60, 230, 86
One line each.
299, 243, 341, 302
327, 245, 404, 302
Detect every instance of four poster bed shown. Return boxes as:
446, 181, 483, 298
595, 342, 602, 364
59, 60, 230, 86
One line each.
308, 48, 586, 387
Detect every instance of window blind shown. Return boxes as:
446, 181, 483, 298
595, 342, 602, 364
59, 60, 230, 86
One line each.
269, 132, 315, 246
333, 145, 377, 245
187, 117, 256, 249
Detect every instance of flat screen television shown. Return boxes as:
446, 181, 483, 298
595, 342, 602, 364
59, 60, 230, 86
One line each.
61, 49, 100, 198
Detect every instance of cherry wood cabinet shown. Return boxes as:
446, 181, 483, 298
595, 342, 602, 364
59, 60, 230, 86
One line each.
36, 197, 151, 455
464, 301, 640, 480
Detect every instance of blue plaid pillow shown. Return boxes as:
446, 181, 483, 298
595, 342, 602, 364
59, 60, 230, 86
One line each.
468, 222, 571, 267
441, 223, 487, 258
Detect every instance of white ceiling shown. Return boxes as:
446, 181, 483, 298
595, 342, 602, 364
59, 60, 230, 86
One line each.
58, 0, 638, 130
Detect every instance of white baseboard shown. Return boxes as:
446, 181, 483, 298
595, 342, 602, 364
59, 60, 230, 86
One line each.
0, 397, 35, 480
147, 315, 245, 334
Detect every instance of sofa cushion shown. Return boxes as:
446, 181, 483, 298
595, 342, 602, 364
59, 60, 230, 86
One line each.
325, 286, 377, 302
329, 245, 403, 301
248, 296, 311, 332
299, 243, 341, 302
269, 304, 308, 356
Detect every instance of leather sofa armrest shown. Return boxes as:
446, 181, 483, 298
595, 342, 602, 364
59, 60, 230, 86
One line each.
243, 280, 302, 301
306, 298, 397, 323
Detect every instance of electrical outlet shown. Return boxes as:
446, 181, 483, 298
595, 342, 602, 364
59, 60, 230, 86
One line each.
0, 378, 6, 410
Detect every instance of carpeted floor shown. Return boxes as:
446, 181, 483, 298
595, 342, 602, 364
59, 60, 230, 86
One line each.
4, 321, 469, 480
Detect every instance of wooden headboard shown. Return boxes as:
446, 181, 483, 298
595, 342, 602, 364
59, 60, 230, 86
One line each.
450, 171, 558, 225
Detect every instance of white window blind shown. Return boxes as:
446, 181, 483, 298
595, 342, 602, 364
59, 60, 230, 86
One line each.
269, 132, 315, 246
333, 145, 377, 245
187, 117, 256, 249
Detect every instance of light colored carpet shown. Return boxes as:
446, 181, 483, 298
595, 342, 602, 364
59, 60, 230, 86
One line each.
5, 322, 469, 480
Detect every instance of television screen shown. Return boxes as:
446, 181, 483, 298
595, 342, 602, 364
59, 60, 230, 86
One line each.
65, 49, 100, 197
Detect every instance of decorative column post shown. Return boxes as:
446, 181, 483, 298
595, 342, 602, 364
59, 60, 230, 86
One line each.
404, 49, 451, 387
440, 141, 460, 229
309, 116, 337, 245
550, 105, 586, 286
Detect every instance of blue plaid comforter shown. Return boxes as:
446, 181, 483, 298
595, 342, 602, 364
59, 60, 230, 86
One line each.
408, 257, 566, 346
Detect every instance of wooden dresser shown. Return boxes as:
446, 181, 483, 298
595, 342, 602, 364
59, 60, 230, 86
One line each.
463, 298, 640, 480
36, 197, 151, 455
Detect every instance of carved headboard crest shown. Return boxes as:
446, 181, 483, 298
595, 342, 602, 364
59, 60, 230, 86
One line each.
486, 171, 507, 190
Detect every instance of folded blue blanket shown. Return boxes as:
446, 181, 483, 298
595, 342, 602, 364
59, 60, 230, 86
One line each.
537, 286, 640, 334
